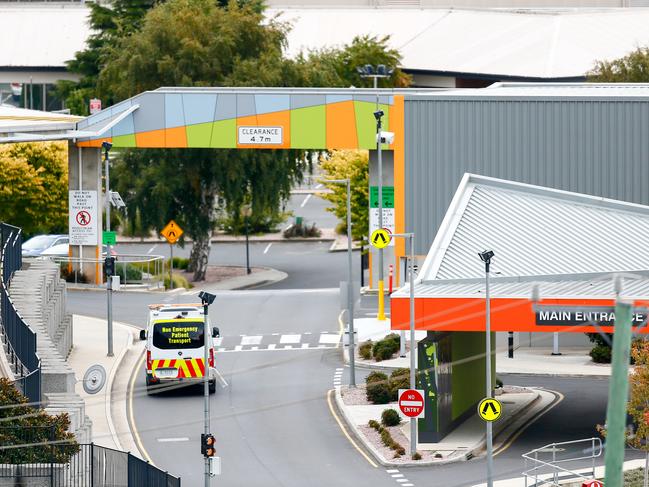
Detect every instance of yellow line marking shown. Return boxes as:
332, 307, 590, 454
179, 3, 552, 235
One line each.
326, 389, 378, 468
336, 309, 345, 349
493, 389, 564, 457
128, 351, 155, 465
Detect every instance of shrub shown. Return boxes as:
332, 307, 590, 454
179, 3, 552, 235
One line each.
168, 257, 190, 270
368, 419, 380, 431
381, 408, 401, 427
372, 339, 398, 361
396, 446, 406, 456
365, 371, 388, 385
115, 263, 143, 282
384, 333, 401, 348
359, 340, 373, 360
163, 274, 192, 290
283, 221, 321, 238
366, 382, 392, 404
496, 377, 503, 388
389, 368, 410, 398
412, 452, 422, 460
590, 344, 612, 363
59, 265, 89, 284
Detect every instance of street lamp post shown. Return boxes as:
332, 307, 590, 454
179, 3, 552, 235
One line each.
357, 64, 393, 323
479, 250, 495, 487
199, 290, 216, 487
323, 178, 356, 387
241, 204, 252, 275
391, 232, 416, 456
102, 141, 114, 357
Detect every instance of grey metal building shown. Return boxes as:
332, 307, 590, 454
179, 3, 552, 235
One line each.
403, 83, 649, 255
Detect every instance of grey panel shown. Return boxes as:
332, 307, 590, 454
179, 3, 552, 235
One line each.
405, 98, 649, 254
290, 94, 326, 110
236, 94, 256, 118
214, 94, 236, 121
354, 95, 377, 103
132, 93, 165, 133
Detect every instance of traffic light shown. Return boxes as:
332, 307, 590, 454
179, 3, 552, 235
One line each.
201, 433, 216, 457
103, 256, 115, 277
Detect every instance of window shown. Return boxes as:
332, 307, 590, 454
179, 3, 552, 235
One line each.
152, 322, 204, 350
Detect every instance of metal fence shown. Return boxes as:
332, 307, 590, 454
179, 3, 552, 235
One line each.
0, 442, 181, 487
0, 223, 41, 406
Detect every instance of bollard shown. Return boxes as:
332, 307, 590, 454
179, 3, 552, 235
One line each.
388, 264, 393, 294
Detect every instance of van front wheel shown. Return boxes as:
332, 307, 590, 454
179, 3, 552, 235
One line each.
209, 379, 216, 394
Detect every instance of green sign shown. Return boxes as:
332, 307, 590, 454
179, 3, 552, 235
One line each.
102, 231, 116, 246
370, 186, 394, 209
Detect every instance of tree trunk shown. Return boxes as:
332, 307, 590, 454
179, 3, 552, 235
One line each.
191, 231, 211, 282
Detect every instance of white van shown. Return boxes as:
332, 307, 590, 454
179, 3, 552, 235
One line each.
140, 304, 220, 394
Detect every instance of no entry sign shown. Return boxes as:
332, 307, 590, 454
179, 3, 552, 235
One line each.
398, 389, 425, 418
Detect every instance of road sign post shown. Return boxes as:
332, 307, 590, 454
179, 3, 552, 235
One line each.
161, 220, 184, 291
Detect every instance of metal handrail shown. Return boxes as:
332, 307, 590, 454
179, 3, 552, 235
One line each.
523, 437, 602, 487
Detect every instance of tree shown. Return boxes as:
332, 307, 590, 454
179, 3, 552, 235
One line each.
0, 378, 78, 463
0, 142, 68, 237
320, 150, 369, 243
589, 47, 649, 82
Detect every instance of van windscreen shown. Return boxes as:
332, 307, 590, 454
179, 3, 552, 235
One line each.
152, 322, 204, 349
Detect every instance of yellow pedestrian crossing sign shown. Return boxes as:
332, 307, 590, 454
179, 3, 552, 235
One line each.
478, 397, 502, 422
161, 220, 183, 245
371, 229, 391, 249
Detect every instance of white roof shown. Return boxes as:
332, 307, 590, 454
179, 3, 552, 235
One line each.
272, 7, 649, 79
393, 174, 649, 299
428, 82, 649, 98
0, 105, 81, 139
0, 4, 91, 68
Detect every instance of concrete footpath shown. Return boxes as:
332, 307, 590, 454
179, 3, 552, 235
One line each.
68, 315, 142, 455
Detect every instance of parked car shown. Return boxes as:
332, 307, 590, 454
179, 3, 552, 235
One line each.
39, 243, 116, 258
21, 234, 68, 257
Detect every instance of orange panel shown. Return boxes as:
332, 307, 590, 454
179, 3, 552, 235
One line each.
165, 126, 188, 148
326, 101, 358, 149
76, 138, 110, 148
135, 128, 166, 148
391, 296, 649, 334
236, 112, 291, 149
391, 96, 406, 286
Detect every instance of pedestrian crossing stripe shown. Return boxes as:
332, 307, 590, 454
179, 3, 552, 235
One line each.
478, 397, 502, 422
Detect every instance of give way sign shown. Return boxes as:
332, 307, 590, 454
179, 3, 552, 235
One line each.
398, 389, 425, 418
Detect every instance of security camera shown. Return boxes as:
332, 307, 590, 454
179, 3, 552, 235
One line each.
373, 110, 384, 121
478, 250, 494, 263
198, 291, 216, 306
101, 141, 112, 151
377, 131, 395, 144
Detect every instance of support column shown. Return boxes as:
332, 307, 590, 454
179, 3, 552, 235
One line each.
67, 142, 103, 284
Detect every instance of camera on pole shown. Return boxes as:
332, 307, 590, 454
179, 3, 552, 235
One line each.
201, 433, 216, 457
103, 256, 115, 278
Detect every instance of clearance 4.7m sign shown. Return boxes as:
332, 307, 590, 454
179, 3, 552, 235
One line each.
390, 297, 649, 334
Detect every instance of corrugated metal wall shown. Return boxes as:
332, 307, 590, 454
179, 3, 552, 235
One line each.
405, 96, 649, 253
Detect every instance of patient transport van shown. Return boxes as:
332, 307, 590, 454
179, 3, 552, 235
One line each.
140, 303, 220, 394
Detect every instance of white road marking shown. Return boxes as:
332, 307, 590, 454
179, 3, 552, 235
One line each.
147, 244, 158, 255
215, 368, 229, 388
386, 469, 399, 473
301, 343, 309, 349
157, 437, 189, 443
315, 183, 323, 189
300, 194, 312, 208
283, 345, 294, 349
234, 345, 242, 351
319, 333, 340, 344
392, 474, 404, 478
280, 334, 301, 344
240, 335, 262, 346
213, 338, 223, 346
303, 331, 312, 335
402, 484, 414, 486
251, 346, 258, 351
271, 332, 280, 336
396, 480, 409, 484
263, 243, 272, 254
268, 344, 276, 350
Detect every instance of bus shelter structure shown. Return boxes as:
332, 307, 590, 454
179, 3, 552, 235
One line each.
391, 173, 649, 441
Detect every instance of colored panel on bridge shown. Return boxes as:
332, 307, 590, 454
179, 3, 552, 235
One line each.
391, 296, 649, 333
76, 91, 399, 150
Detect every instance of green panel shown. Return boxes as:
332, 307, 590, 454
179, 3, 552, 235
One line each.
186, 122, 213, 147
112, 134, 136, 148
210, 119, 236, 148
354, 101, 390, 149
451, 332, 495, 420
290, 105, 326, 148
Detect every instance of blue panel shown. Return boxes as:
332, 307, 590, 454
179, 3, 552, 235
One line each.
182, 94, 217, 126
254, 94, 290, 115
111, 113, 135, 137
326, 94, 352, 104
165, 94, 185, 128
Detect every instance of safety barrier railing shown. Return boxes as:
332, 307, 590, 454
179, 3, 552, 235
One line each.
523, 437, 603, 487
0, 223, 41, 406
46, 254, 165, 288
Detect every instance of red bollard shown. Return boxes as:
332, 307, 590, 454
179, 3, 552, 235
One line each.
388, 264, 393, 294
582, 480, 603, 487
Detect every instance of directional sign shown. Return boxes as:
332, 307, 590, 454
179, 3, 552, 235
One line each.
371, 228, 391, 249
478, 397, 502, 422
161, 220, 183, 245
102, 231, 116, 246
398, 389, 425, 418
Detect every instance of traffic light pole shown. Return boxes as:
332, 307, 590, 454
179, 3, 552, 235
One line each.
203, 299, 210, 487
103, 144, 114, 357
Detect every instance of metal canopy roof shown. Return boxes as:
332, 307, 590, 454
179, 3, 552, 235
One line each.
0, 105, 82, 143
393, 173, 649, 300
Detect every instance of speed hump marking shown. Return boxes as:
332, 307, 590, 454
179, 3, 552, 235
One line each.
478, 397, 502, 422
161, 220, 184, 245
371, 228, 391, 249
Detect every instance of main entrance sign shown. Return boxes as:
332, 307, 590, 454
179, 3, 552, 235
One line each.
535, 305, 648, 327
